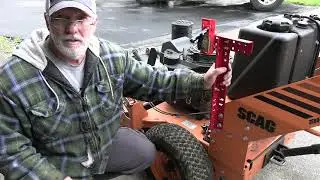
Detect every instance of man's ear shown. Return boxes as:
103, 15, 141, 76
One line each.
93, 17, 98, 26
44, 13, 50, 31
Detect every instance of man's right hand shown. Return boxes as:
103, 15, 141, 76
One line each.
203, 63, 232, 89
64, 176, 73, 180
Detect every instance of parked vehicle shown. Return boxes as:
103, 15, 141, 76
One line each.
136, 0, 285, 11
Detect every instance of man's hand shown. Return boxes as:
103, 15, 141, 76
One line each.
64, 176, 73, 180
203, 63, 232, 89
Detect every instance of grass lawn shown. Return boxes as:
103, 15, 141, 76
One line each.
285, 0, 320, 6
0, 36, 20, 53
0, 36, 21, 60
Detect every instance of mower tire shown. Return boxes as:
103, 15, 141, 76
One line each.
145, 123, 213, 180
250, 0, 284, 11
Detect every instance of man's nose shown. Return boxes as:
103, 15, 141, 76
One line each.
65, 21, 79, 34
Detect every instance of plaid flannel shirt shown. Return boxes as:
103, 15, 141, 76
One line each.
0, 39, 205, 179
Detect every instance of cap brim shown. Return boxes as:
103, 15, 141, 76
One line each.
48, 1, 96, 17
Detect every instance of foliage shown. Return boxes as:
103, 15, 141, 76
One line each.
285, 0, 320, 6
0, 36, 21, 54
0, 36, 21, 61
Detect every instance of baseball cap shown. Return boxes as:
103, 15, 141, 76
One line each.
45, 0, 97, 17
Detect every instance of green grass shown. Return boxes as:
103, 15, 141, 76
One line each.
0, 36, 21, 61
285, 0, 320, 6
0, 36, 21, 54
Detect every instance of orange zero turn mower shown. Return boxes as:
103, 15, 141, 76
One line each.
123, 16, 320, 180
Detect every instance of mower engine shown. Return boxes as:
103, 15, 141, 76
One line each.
157, 19, 217, 73
142, 19, 219, 114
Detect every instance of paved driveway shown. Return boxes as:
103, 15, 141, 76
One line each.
0, 0, 319, 44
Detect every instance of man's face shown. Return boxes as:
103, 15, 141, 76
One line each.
46, 7, 97, 60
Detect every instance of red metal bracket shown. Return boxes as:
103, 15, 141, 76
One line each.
201, 18, 216, 55
210, 35, 254, 130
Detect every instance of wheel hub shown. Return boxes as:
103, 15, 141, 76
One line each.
151, 151, 181, 180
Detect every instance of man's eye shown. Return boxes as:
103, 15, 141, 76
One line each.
78, 16, 87, 20
52, 18, 64, 22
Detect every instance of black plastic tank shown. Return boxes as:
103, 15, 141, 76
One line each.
171, 20, 193, 40
228, 16, 318, 100
288, 18, 318, 82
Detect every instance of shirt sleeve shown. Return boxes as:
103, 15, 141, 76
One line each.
123, 51, 205, 102
0, 92, 65, 180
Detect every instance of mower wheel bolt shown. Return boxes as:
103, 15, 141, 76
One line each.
226, 133, 233, 138
242, 136, 249, 141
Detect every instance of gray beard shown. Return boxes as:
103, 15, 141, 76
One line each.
51, 34, 89, 60
57, 45, 87, 60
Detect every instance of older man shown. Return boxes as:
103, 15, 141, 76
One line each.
0, 0, 231, 179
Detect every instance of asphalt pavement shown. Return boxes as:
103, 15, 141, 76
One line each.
0, 1, 319, 180
1, 0, 319, 45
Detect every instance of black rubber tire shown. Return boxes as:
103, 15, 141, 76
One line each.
145, 123, 213, 180
250, 0, 284, 11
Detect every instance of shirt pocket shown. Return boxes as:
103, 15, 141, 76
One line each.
96, 74, 123, 107
28, 98, 70, 143
96, 80, 114, 101
95, 79, 123, 128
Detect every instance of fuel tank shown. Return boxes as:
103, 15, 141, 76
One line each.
228, 16, 319, 100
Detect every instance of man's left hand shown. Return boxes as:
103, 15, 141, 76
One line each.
203, 63, 232, 89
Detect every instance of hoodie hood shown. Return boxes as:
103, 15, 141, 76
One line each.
13, 28, 101, 71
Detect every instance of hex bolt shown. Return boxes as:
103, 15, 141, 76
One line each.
242, 136, 249, 141
226, 133, 233, 138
